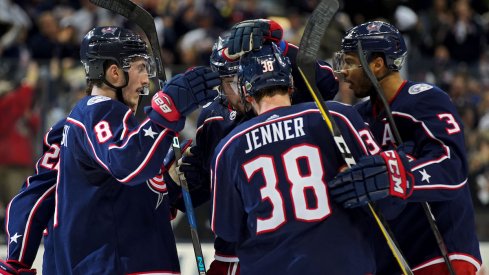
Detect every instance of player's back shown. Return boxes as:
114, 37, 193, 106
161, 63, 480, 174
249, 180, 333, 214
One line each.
211, 102, 376, 275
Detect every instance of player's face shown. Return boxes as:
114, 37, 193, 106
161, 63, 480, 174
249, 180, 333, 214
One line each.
222, 75, 246, 113
336, 53, 372, 98
122, 59, 150, 112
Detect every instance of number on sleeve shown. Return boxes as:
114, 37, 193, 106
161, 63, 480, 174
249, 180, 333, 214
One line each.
40, 144, 61, 170
438, 113, 461, 135
94, 121, 113, 143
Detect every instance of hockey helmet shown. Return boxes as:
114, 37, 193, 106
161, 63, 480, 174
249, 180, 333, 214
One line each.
340, 21, 407, 71
210, 36, 240, 77
238, 42, 293, 97
80, 26, 156, 82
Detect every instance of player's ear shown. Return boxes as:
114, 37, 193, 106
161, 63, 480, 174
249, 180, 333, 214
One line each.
370, 56, 385, 75
106, 63, 124, 85
245, 94, 254, 104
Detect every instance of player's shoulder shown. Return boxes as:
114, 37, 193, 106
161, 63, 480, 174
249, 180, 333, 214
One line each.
198, 99, 231, 125
46, 118, 67, 144
69, 95, 128, 123
398, 81, 454, 111
401, 81, 448, 101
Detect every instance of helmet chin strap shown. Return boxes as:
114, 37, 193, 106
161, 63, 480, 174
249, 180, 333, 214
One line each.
103, 71, 130, 104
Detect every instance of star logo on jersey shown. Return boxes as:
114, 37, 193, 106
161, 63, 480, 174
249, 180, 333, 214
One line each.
10, 232, 22, 244
419, 169, 431, 183
144, 126, 157, 139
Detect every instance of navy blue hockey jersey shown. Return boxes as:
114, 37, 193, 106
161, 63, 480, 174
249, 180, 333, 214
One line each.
355, 81, 482, 273
5, 119, 64, 272
195, 50, 339, 262
54, 95, 181, 274
211, 102, 379, 275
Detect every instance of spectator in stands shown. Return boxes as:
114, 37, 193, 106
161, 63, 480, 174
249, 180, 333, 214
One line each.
0, 60, 39, 244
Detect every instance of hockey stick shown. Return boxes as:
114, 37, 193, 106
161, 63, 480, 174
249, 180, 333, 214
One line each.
356, 42, 455, 275
88, 1, 207, 274
295, 1, 413, 274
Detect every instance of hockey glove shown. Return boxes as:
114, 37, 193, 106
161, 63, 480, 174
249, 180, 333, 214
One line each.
226, 19, 283, 56
164, 139, 193, 186
177, 146, 209, 192
0, 260, 36, 275
207, 260, 240, 275
328, 150, 414, 208
147, 66, 220, 131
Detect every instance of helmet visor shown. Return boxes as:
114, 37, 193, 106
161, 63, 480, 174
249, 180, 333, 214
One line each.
332, 51, 363, 79
122, 54, 157, 78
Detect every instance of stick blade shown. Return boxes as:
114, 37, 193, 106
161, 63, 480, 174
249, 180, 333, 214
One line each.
297, 0, 339, 67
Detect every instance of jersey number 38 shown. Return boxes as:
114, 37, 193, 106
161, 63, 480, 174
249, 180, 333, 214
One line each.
243, 144, 332, 235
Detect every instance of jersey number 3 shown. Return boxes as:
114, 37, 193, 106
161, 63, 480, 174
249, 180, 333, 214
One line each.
243, 145, 331, 235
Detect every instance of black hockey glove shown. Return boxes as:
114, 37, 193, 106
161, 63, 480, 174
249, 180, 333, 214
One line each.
328, 150, 414, 208
0, 260, 36, 275
147, 66, 220, 131
226, 19, 283, 56
177, 146, 209, 193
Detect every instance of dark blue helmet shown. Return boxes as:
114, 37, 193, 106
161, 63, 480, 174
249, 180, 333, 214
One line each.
210, 36, 239, 77
341, 21, 407, 71
80, 26, 155, 81
238, 42, 292, 97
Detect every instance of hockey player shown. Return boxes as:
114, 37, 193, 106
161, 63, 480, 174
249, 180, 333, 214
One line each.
0, 119, 64, 275
329, 21, 482, 274
43, 26, 217, 274
209, 42, 409, 274
175, 19, 340, 275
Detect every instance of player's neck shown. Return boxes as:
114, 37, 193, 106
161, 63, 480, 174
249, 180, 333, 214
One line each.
91, 85, 117, 100
253, 94, 291, 115
378, 72, 404, 102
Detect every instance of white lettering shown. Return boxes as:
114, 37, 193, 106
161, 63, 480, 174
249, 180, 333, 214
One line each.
244, 118, 306, 154
251, 128, 261, 150
61, 125, 69, 147
261, 125, 272, 146
382, 123, 395, 146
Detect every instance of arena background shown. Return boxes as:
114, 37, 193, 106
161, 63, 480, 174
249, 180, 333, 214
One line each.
2, 0, 489, 274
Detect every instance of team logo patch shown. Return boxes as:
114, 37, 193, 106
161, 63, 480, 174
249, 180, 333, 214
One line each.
87, 96, 111, 105
366, 21, 382, 33
408, 83, 432, 95
101, 27, 117, 34
266, 114, 280, 121
229, 110, 237, 120
203, 101, 213, 108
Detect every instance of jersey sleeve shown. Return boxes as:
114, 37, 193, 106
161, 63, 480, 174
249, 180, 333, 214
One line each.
196, 108, 226, 172
4, 119, 65, 267
65, 97, 176, 185
397, 89, 468, 201
327, 101, 381, 162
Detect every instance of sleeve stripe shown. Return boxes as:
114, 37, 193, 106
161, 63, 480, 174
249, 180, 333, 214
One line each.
19, 185, 56, 262
196, 116, 224, 134
66, 117, 169, 183
392, 111, 450, 170
413, 178, 467, 190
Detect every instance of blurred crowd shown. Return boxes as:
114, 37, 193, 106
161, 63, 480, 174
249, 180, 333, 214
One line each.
1, 0, 489, 243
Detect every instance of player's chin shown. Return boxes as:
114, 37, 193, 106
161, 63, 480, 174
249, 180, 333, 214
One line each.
128, 98, 139, 112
